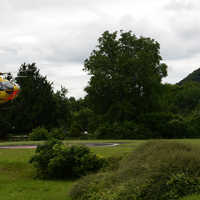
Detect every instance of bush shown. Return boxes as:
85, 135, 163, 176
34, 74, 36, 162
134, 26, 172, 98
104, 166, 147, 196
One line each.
187, 110, 200, 138
167, 118, 188, 138
0, 119, 11, 139
69, 122, 83, 137
48, 128, 66, 140
29, 127, 49, 141
70, 141, 200, 200
30, 139, 106, 179
95, 123, 116, 139
94, 121, 150, 139
140, 112, 188, 138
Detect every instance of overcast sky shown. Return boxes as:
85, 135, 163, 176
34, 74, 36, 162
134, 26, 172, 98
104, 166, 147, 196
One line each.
0, 0, 199, 98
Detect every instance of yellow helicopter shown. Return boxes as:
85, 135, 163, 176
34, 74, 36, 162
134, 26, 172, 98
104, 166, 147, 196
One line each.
0, 72, 20, 104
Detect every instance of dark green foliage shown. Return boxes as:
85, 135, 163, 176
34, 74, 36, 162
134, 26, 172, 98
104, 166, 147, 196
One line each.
3, 33, 200, 140
70, 141, 200, 200
95, 121, 148, 139
160, 83, 180, 113
29, 127, 67, 141
30, 139, 106, 179
84, 30, 167, 120
49, 128, 67, 140
0, 116, 12, 139
167, 118, 188, 138
53, 87, 72, 130
4, 63, 71, 135
140, 112, 188, 138
69, 108, 96, 137
29, 127, 49, 141
186, 108, 200, 138
174, 82, 200, 114
69, 122, 83, 137
12, 63, 56, 133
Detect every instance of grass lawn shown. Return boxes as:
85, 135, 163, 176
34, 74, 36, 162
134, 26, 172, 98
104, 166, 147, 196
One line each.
0, 140, 145, 200
181, 195, 200, 200
0, 149, 73, 200
1, 139, 200, 200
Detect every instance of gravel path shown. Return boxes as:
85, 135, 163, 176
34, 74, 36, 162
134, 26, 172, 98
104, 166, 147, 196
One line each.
0, 143, 120, 149
0, 145, 37, 149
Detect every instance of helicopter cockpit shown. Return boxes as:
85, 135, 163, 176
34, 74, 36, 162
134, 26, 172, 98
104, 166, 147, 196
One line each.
0, 81, 14, 91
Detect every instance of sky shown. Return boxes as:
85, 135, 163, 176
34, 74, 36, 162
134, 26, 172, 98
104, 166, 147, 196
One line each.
0, 0, 199, 98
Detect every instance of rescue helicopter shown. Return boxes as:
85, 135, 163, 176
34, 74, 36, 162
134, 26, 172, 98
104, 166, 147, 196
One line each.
0, 72, 20, 104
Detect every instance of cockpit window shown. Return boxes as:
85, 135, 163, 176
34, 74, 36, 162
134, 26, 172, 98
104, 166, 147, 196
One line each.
0, 81, 14, 90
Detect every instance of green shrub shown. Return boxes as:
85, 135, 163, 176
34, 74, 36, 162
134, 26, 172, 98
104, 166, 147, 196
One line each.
121, 121, 150, 139
95, 123, 117, 139
70, 141, 200, 200
167, 118, 188, 138
140, 112, 188, 138
30, 139, 106, 179
0, 118, 11, 139
94, 121, 150, 139
187, 110, 200, 138
29, 127, 49, 141
48, 128, 66, 140
69, 122, 83, 137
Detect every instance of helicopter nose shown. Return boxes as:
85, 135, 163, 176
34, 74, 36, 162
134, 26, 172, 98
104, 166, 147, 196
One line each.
7, 85, 20, 101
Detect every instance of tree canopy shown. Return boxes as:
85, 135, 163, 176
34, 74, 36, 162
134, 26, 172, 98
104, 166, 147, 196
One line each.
3, 63, 71, 135
84, 30, 168, 121
2, 30, 200, 140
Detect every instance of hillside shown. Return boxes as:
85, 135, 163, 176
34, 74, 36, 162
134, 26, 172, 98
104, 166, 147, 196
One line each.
179, 68, 200, 84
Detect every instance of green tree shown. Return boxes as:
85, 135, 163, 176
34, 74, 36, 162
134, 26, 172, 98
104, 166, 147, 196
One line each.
84, 30, 167, 121
0, 112, 12, 138
174, 82, 200, 114
69, 108, 96, 137
53, 86, 71, 130
9, 63, 70, 134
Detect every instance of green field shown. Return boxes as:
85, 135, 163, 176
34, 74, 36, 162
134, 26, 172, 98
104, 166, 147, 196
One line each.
0, 139, 200, 200
0, 140, 145, 200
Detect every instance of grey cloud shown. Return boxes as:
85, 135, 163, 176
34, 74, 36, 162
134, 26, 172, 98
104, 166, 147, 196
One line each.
1, 0, 200, 97
117, 11, 200, 61
164, 0, 198, 11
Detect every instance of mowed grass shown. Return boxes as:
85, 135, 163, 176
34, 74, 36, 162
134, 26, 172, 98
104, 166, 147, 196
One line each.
0, 140, 144, 200
0, 149, 73, 200
1, 139, 200, 200
181, 195, 200, 200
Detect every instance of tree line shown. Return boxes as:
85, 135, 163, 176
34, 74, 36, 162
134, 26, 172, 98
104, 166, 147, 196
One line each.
1, 30, 200, 139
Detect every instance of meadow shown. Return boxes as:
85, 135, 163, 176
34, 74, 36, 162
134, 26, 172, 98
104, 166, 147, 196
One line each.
0, 139, 200, 200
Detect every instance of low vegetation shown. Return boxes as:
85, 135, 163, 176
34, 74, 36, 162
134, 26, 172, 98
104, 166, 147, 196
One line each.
2, 140, 200, 199
2, 29, 200, 200
29, 127, 67, 141
30, 139, 107, 179
180, 194, 200, 200
70, 141, 200, 200
0, 148, 73, 200
0, 140, 143, 200
28, 127, 49, 141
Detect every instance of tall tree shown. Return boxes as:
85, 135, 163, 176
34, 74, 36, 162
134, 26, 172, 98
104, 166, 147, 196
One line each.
9, 63, 69, 133
84, 30, 167, 121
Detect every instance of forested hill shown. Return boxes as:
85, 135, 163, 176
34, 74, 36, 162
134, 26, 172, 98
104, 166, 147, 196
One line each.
179, 68, 200, 84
